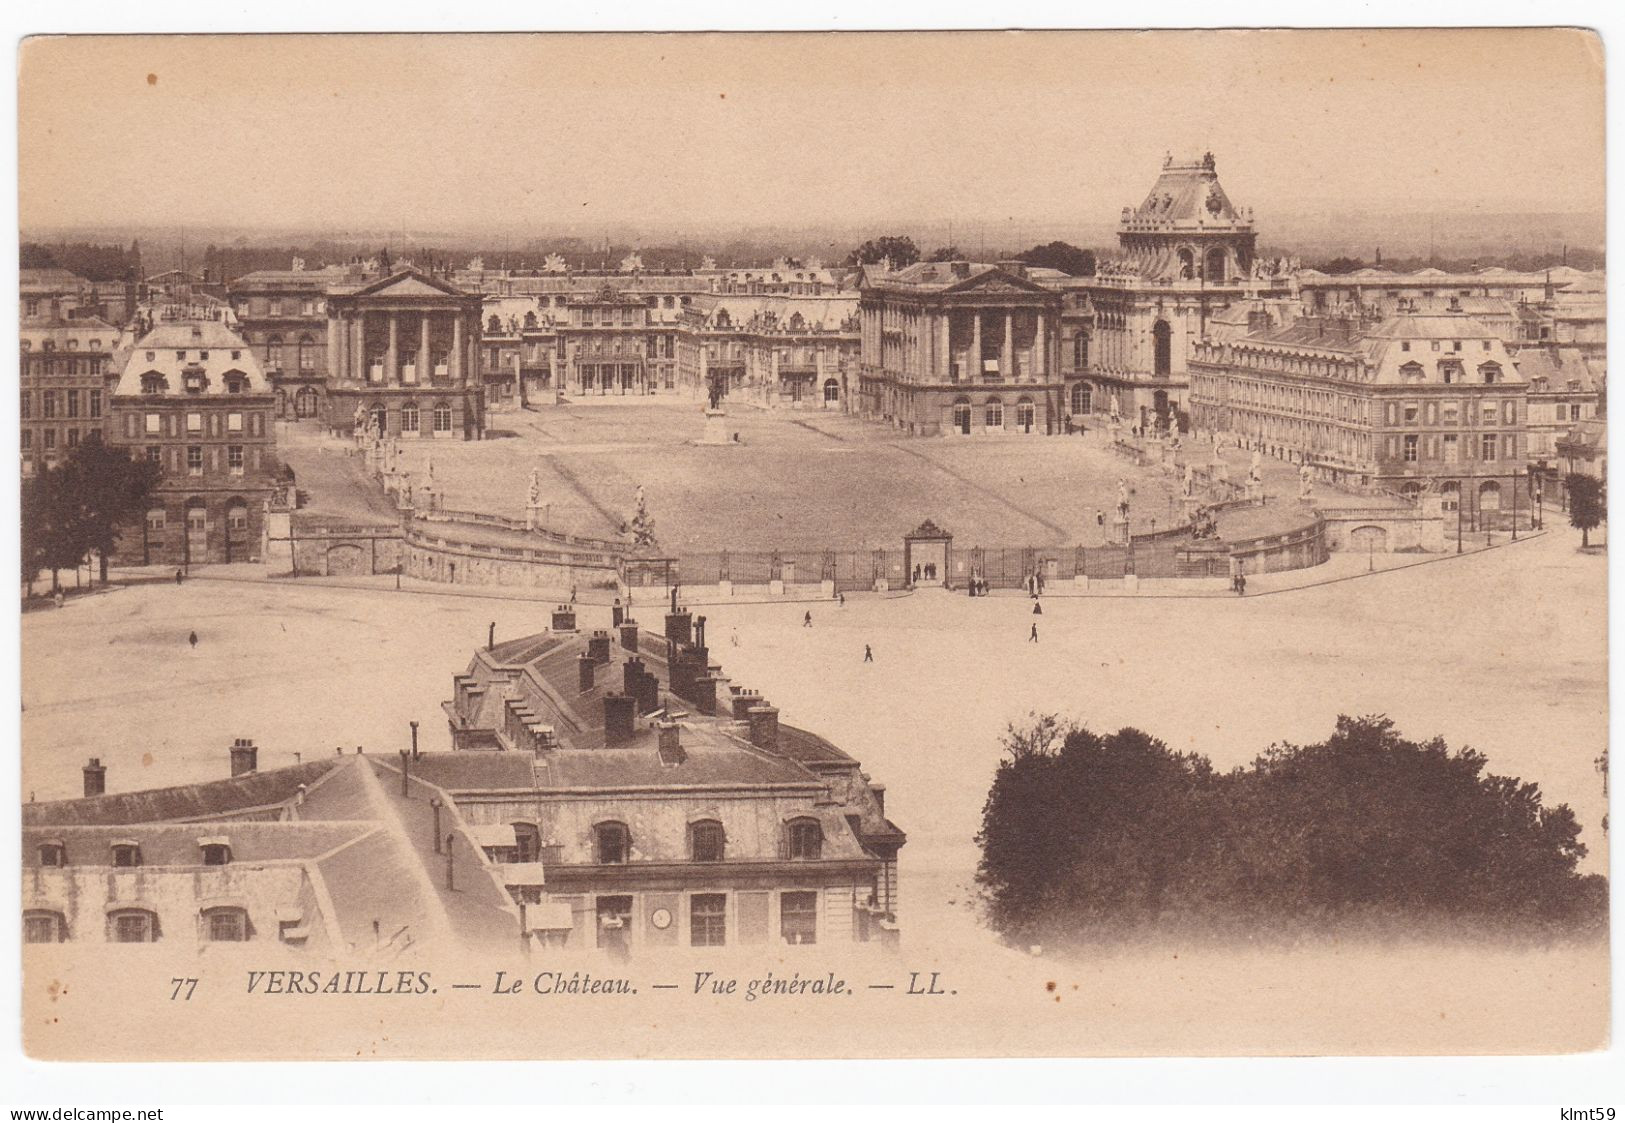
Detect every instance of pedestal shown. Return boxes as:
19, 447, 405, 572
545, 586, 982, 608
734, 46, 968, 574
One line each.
1112, 515, 1130, 546
697, 408, 732, 446
527, 502, 548, 531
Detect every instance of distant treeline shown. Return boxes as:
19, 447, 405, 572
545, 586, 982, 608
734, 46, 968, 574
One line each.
976, 714, 1607, 945
21, 241, 143, 282
1306, 250, 1605, 275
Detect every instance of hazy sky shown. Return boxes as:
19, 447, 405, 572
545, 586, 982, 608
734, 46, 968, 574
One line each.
18, 29, 1605, 234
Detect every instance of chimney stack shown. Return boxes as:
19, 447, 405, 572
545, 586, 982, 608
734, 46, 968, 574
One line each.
551, 604, 577, 633
82, 757, 106, 797
731, 689, 762, 720
633, 668, 661, 716
665, 608, 693, 647
611, 600, 625, 628
746, 704, 780, 752
620, 619, 640, 652
230, 737, 258, 777
587, 630, 612, 665
622, 655, 645, 697
603, 693, 637, 746
577, 652, 596, 693
656, 720, 685, 765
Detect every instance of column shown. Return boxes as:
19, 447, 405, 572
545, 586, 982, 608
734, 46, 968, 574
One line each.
939, 311, 951, 381
326, 314, 339, 380
452, 313, 464, 383
350, 311, 364, 382
1001, 310, 1014, 380
1035, 312, 1046, 379
971, 312, 982, 380
419, 313, 431, 386
387, 313, 400, 385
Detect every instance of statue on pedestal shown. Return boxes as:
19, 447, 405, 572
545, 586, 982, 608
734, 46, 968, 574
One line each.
1299, 463, 1315, 501
1183, 464, 1195, 498
529, 469, 543, 508
1116, 477, 1131, 520
628, 484, 658, 551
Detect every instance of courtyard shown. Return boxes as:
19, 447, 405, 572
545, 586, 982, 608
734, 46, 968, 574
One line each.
283, 399, 1317, 554
20, 524, 1608, 1054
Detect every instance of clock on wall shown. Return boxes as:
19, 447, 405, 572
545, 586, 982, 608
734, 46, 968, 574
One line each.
650, 907, 673, 930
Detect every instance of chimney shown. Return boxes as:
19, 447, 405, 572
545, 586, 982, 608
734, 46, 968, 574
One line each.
230, 737, 258, 777
656, 720, 685, 765
611, 600, 625, 628
731, 689, 762, 721
577, 652, 596, 693
692, 674, 718, 718
665, 608, 693, 646
82, 757, 106, 797
551, 604, 577, 632
620, 619, 640, 652
747, 704, 780, 752
603, 693, 637, 746
622, 655, 645, 696
587, 630, 612, 665
633, 669, 661, 716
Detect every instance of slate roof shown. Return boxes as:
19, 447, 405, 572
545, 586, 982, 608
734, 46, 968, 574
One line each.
21, 821, 374, 867
23, 760, 341, 827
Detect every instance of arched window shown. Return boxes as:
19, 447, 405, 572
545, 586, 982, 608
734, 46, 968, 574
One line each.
689, 820, 726, 862
294, 386, 318, 418
111, 843, 142, 868
984, 400, 1004, 430
265, 335, 283, 370
1177, 248, 1195, 281
1205, 247, 1227, 281
1152, 320, 1172, 378
822, 378, 840, 405
298, 334, 315, 370
715, 309, 731, 329
23, 909, 68, 944
1441, 481, 1460, 512
1479, 481, 1502, 511
523, 311, 537, 329
200, 906, 251, 942
1071, 381, 1093, 415
594, 821, 631, 864
226, 500, 249, 534
400, 401, 420, 434
432, 402, 453, 433
107, 908, 160, 943
487, 315, 502, 332
784, 817, 823, 860
1015, 399, 1036, 433
788, 312, 806, 331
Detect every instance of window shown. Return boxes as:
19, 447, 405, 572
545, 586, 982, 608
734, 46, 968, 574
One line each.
1442, 435, 1458, 464
1403, 402, 1419, 423
66, 390, 80, 419
227, 412, 243, 433
89, 391, 101, 419
200, 842, 231, 866
225, 375, 247, 394
183, 371, 208, 394
1015, 402, 1036, 432
145, 413, 161, 435
21, 431, 31, 452
146, 507, 165, 531
594, 822, 631, 864
1403, 435, 1418, 462
37, 842, 65, 867
266, 337, 283, 369
512, 823, 540, 863
1571, 403, 1583, 421
1070, 382, 1092, 415
43, 429, 56, 451
42, 391, 56, 419
690, 820, 726, 862
691, 893, 727, 947
984, 401, 1004, 429
66, 429, 80, 449
1479, 362, 1501, 385
298, 336, 314, 370
146, 446, 161, 465
1400, 341, 1411, 352
1442, 402, 1459, 425
780, 891, 818, 945
785, 818, 823, 860
186, 412, 202, 434
112, 843, 142, 868
202, 907, 250, 942
400, 402, 420, 433
187, 446, 204, 475
226, 500, 248, 531
109, 908, 159, 943
1441, 481, 1460, 511
269, 299, 283, 317
433, 403, 453, 432
1481, 434, 1497, 462
24, 910, 67, 944
595, 895, 633, 949
226, 447, 244, 476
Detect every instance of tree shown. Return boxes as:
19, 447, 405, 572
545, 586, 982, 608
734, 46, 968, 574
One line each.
1014, 241, 1096, 277
1566, 472, 1604, 548
56, 435, 161, 584
846, 236, 920, 269
21, 465, 90, 595
925, 246, 964, 262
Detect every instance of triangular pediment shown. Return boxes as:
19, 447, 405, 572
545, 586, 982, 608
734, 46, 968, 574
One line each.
353, 269, 467, 299
944, 267, 1051, 296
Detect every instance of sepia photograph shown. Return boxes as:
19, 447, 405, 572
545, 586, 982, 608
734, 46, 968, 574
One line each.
8, 20, 1613, 1089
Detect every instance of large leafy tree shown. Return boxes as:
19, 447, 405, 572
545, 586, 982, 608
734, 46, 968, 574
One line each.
1566, 472, 1604, 548
1015, 240, 1096, 277
61, 434, 162, 583
846, 236, 920, 269
976, 713, 1605, 945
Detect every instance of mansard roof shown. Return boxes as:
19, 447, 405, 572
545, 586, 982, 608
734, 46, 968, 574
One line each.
1121, 153, 1251, 230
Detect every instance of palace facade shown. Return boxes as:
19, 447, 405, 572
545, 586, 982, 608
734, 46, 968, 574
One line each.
20, 316, 120, 477
676, 293, 860, 409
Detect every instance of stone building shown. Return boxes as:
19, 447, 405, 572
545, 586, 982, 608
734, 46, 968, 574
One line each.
439, 607, 905, 951
556, 284, 661, 396
226, 266, 353, 420
21, 267, 136, 328
676, 294, 861, 409
857, 260, 1065, 436
107, 319, 283, 565
1189, 302, 1533, 523
322, 269, 486, 440
20, 316, 120, 477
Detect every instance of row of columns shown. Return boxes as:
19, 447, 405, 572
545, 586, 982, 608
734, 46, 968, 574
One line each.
934, 308, 1051, 382
330, 309, 472, 386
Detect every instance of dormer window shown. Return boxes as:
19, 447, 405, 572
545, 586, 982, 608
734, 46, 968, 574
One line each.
225, 375, 247, 395
111, 843, 143, 868
184, 373, 208, 393
690, 820, 726, 862
201, 906, 250, 942
23, 909, 68, 944
593, 822, 631, 865
1480, 363, 1501, 385
200, 842, 232, 866
37, 842, 66, 867
784, 818, 824, 860
145, 351, 155, 361
140, 373, 167, 394
1399, 361, 1425, 384
176, 351, 187, 360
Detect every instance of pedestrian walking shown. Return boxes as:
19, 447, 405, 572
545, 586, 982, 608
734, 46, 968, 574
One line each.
175, 569, 184, 586
838, 592, 845, 607
1238, 573, 1248, 596
1029, 622, 1039, 643
863, 644, 874, 663
803, 610, 813, 627
730, 626, 740, 647
188, 631, 198, 649
1032, 599, 1042, 615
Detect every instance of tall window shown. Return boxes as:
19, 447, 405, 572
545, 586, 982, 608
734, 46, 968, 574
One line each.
1073, 333, 1090, 372
400, 402, 420, 434
42, 391, 56, 419
187, 446, 204, 476
785, 818, 823, 860
1481, 434, 1497, 462
202, 907, 250, 942
23, 910, 67, 944
1403, 435, 1418, 462
66, 390, 79, 419
226, 500, 248, 531
983, 401, 1004, 430
433, 402, 453, 433
512, 823, 540, 863
780, 891, 817, 945
298, 335, 315, 370
89, 391, 101, 419
594, 822, 631, 864
227, 446, 244, 476
266, 336, 283, 369
1442, 435, 1458, 464
1070, 382, 1092, 415
690, 893, 727, 947
595, 895, 633, 949
690, 820, 725, 862
20, 391, 30, 420
108, 908, 159, 943
1152, 320, 1172, 377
